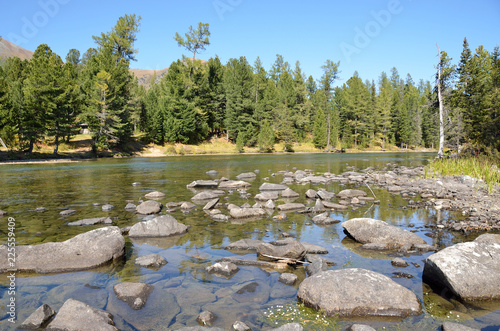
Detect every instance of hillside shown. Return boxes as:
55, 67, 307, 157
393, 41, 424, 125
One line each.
0, 37, 33, 61
130, 67, 169, 88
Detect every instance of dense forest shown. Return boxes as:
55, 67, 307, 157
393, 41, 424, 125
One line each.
0, 15, 499, 155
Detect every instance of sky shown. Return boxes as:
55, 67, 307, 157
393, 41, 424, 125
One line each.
1, 0, 499, 87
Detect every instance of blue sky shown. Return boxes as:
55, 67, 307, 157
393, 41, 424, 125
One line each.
2, 0, 499, 87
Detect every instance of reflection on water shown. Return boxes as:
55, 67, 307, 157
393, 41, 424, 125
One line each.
0, 153, 499, 330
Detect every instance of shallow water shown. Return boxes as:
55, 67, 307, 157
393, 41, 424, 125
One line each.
0, 153, 499, 330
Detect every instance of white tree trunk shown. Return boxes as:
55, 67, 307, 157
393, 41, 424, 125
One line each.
437, 44, 445, 158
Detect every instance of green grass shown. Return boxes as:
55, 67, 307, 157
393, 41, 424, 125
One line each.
426, 156, 500, 194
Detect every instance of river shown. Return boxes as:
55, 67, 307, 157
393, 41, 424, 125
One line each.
0, 153, 499, 330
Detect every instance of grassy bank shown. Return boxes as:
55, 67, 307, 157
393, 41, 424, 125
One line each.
426, 156, 500, 194
0, 134, 435, 162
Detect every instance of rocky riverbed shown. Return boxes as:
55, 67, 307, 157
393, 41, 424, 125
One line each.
1, 159, 499, 330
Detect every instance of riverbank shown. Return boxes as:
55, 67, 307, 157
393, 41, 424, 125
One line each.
0, 134, 436, 164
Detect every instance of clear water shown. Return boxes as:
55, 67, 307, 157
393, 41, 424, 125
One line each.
0, 153, 499, 330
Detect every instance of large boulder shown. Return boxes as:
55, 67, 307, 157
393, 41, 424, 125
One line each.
128, 215, 188, 237
136, 200, 163, 215
20, 304, 55, 330
342, 218, 426, 249
0, 226, 124, 273
46, 298, 117, 330
423, 234, 500, 300
297, 268, 421, 318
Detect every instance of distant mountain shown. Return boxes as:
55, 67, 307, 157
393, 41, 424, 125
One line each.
0, 37, 34, 61
130, 67, 169, 89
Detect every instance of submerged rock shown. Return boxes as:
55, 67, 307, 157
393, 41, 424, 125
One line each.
224, 238, 265, 252
144, 191, 165, 199
113, 282, 154, 310
297, 268, 421, 318
135, 253, 167, 269
68, 217, 113, 226
136, 200, 163, 215
206, 261, 239, 278
229, 206, 266, 219
423, 234, 500, 300
342, 218, 426, 249
257, 240, 306, 261
0, 226, 124, 273
47, 298, 117, 330
129, 215, 188, 237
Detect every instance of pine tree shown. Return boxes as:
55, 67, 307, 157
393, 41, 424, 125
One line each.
258, 119, 275, 152
375, 72, 392, 148
312, 106, 327, 149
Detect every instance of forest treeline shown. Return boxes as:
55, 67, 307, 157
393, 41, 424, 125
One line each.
0, 15, 498, 155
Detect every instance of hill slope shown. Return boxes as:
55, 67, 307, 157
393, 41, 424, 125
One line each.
0, 37, 33, 61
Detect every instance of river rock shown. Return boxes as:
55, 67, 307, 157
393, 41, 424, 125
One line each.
68, 217, 113, 226
34, 207, 47, 212
180, 201, 196, 210
297, 268, 422, 318
264, 199, 276, 209
0, 226, 124, 273
218, 180, 251, 189
102, 204, 114, 211
124, 203, 137, 210
391, 257, 409, 268
271, 323, 303, 331
136, 200, 163, 215
342, 218, 426, 249
278, 273, 298, 286
257, 240, 306, 261
135, 253, 167, 269
302, 242, 328, 254
232, 321, 252, 331
20, 304, 55, 329
46, 298, 117, 330
336, 189, 367, 199
423, 234, 500, 300
229, 206, 266, 219
442, 322, 480, 331
206, 170, 218, 175
259, 183, 288, 191
317, 189, 335, 200
322, 201, 349, 210
225, 238, 265, 252
281, 188, 300, 198
305, 189, 318, 199
144, 191, 165, 199
0, 210, 7, 216
306, 255, 330, 276
255, 191, 280, 201
60, 209, 77, 216
206, 261, 239, 278
311, 212, 340, 225
113, 282, 154, 310
236, 172, 257, 180
277, 203, 305, 211
187, 180, 218, 188
192, 191, 220, 201
203, 198, 219, 210
128, 215, 188, 237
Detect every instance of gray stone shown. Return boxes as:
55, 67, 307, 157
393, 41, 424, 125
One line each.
336, 189, 367, 199
20, 304, 55, 329
316, 189, 335, 200
124, 203, 137, 210
281, 188, 300, 198
313, 198, 326, 212
442, 322, 480, 331
322, 201, 349, 210
34, 207, 47, 212
135, 253, 167, 269
206, 170, 219, 175
181, 201, 196, 209
342, 218, 426, 248
225, 238, 265, 252
277, 203, 305, 211
264, 199, 276, 209
305, 189, 318, 199
187, 180, 218, 188
144, 191, 165, 199
311, 212, 339, 225
0, 226, 124, 273
0, 209, 8, 216
297, 268, 422, 318
232, 320, 252, 331
46, 298, 117, 330
236, 172, 257, 180
271, 323, 303, 331
347, 324, 377, 331
113, 282, 154, 310
278, 273, 298, 286
305, 255, 330, 276
254, 191, 279, 201
302, 242, 328, 254
203, 198, 219, 210
211, 214, 230, 222
259, 183, 289, 191
68, 217, 113, 226
129, 215, 188, 238
423, 234, 500, 300
391, 257, 409, 268
218, 180, 251, 189
206, 261, 239, 278
257, 240, 306, 261
59, 209, 77, 216
197, 310, 217, 327
102, 204, 114, 211
136, 200, 163, 215
229, 206, 266, 219
192, 191, 220, 201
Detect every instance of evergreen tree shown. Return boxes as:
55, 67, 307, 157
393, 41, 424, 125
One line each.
206, 56, 226, 136
312, 105, 327, 149
174, 22, 210, 61
375, 72, 392, 148
258, 119, 275, 152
